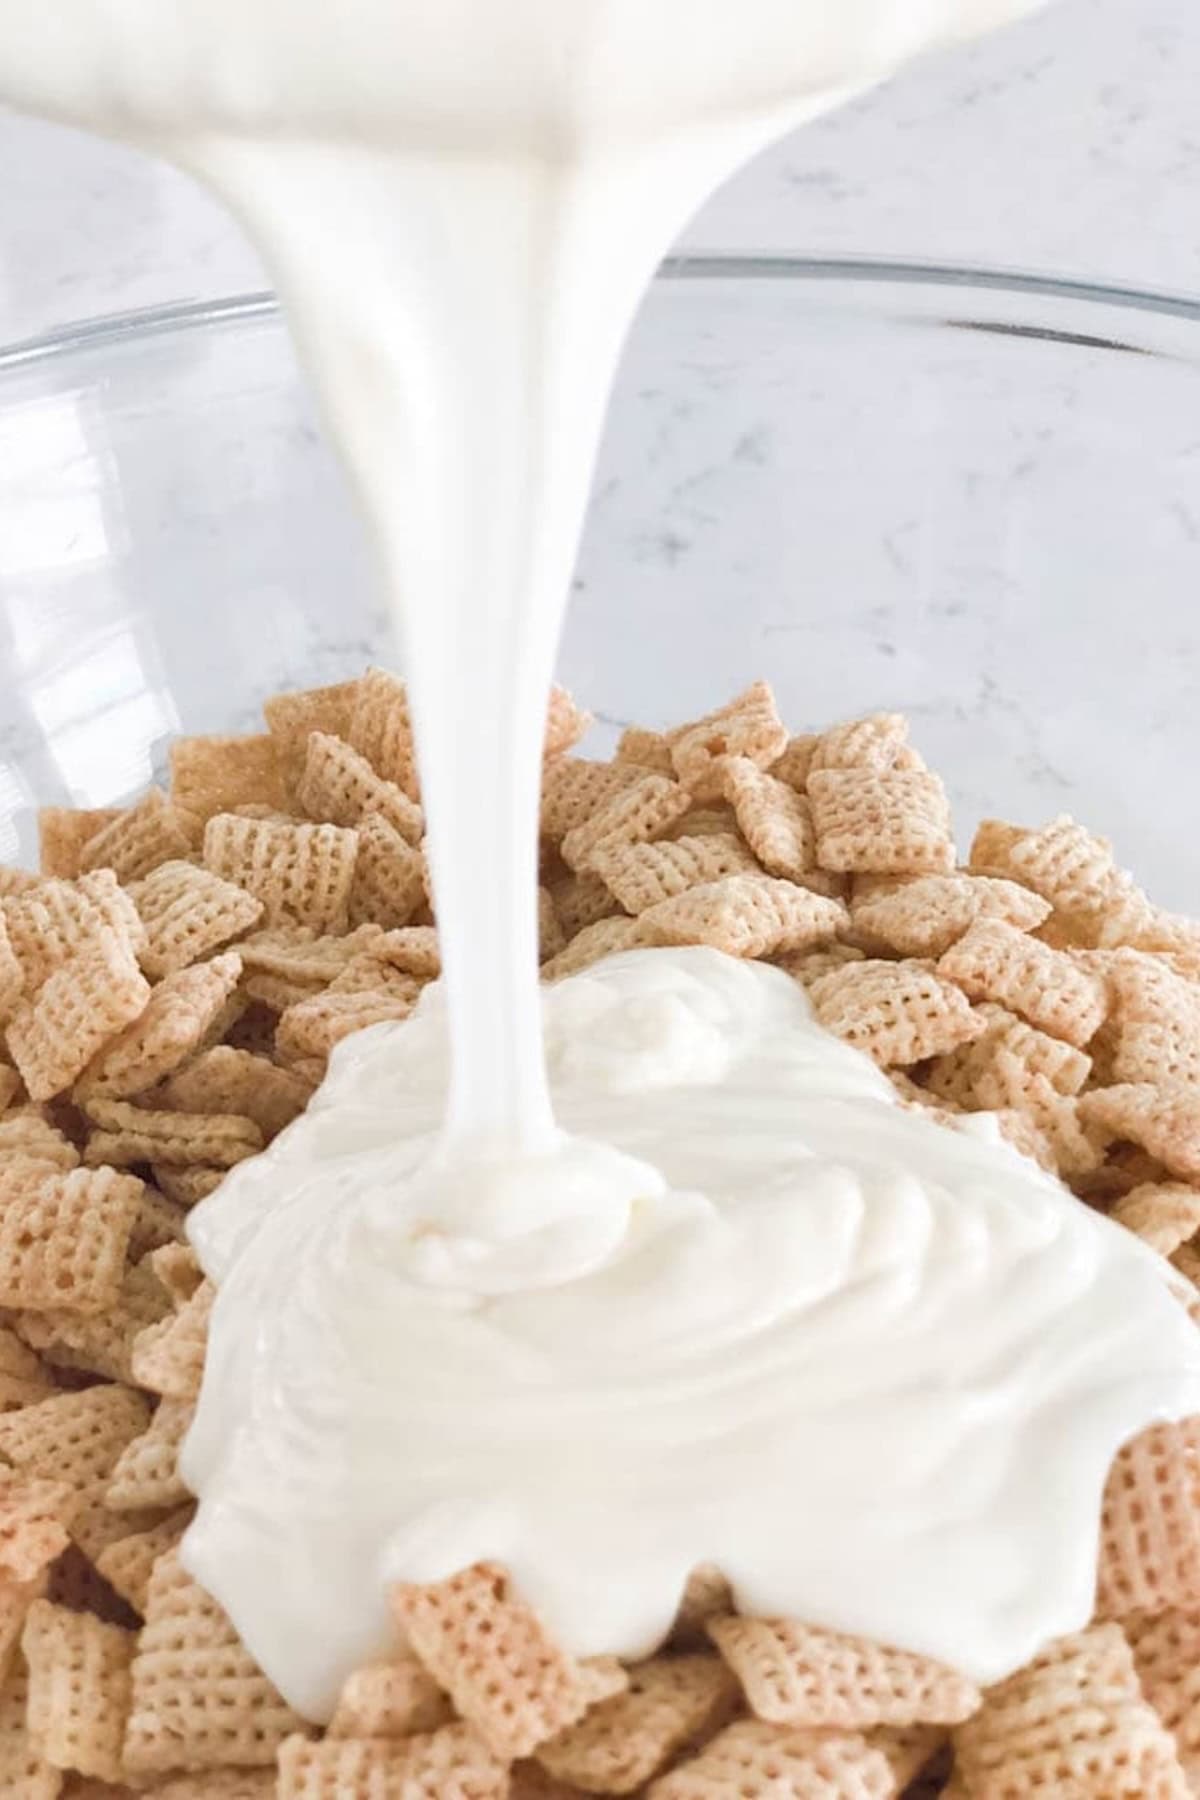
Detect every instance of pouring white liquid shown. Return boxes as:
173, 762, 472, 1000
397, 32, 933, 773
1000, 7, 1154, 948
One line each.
5, 0, 1199, 1725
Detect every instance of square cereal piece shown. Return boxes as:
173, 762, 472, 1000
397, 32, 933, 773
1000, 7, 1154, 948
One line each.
1109, 1183, 1200, 1258
82, 1098, 263, 1171
1097, 1417, 1200, 1616
721, 759, 817, 883
1080, 1084, 1200, 1183
23, 1597, 134, 1783
588, 834, 758, 916
4, 871, 144, 994
6, 932, 152, 1102
971, 1053, 1101, 1179
130, 1282, 214, 1402
160, 1046, 314, 1141
129, 862, 264, 980
668, 683, 789, 801
1108, 953, 1200, 1088
544, 871, 622, 938
80, 790, 199, 884
540, 917, 646, 982
264, 677, 363, 790
540, 760, 646, 845
169, 735, 290, 824
0, 1472, 73, 1582
0, 1386, 151, 1491
347, 814, 427, 930
124, 1549, 305, 1775
0, 1165, 141, 1315
393, 1562, 628, 1761
346, 667, 419, 798
275, 971, 422, 1062
76, 953, 243, 1101
560, 775, 692, 874
203, 815, 358, 934
615, 726, 674, 773
1125, 1609, 1200, 1789
809, 713, 919, 775
807, 960, 983, 1069
95, 1507, 193, 1617
297, 733, 424, 845
808, 768, 954, 876
769, 734, 819, 791
851, 874, 1051, 960
639, 874, 848, 960
106, 1399, 194, 1513
536, 1655, 739, 1794
277, 1724, 509, 1800
937, 919, 1106, 1048
328, 1659, 454, 1739
544, 687, 592, 761
953, 1622, 1188, 1800
38, 809, 122, 881
151, 1167, 226, 1208
923, 1002, 1092, 1109
0, 1665, 63, 1800
708, 1618, 979, 1731
647, 1719, 895, 1800
999, 814, 1118, 915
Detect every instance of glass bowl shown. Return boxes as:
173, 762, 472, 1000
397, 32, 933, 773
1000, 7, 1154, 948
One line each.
2, 257, 1199, 908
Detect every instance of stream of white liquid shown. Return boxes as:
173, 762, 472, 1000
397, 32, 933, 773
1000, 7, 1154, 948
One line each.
5, 0, 1199, 1726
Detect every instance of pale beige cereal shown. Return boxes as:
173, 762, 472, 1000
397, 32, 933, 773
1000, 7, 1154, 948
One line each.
668, 683, 789, 801
545, 870, 624, 937
809, 713, 917, 775
83, 1097, 262, 1170
276, 1724, 508, 1800
371, 925, 441, 980
648, 1719, 894, 1800
124, 1549, 305, 1774
996, 813, 1118, 913
1107, 952, 1200, 1087
129, 863, 263, 981
0, 1663, 67, 1799
968, 819, 1033, 878
972, 1053, 1101, 1178
709, 1618, 979, 1731
808, 768, 954, 876
0, 1166, 141, 1315
615, 726, 674, 773
4, 871, 145, 994
541, 917, 646, 982
664, 805, 741, 843
851, 873, 1050, 959
0, 1472, 73, 1582
1080, 1083, 1200, 1183
237, 922, 382, 985
95, 1508, 192, 1617
394, 1562, 628, 1761
0, 1386, 150, 1493
541, 759, 645, 843
23, 1597, 135, 1782
807, 960, 982, 1068
669, 1567, 734, 1650
1096, 1416, 1200, 1615
953, 1622, 1188, 1799
297, 732, 424, 844
17, 1255, 173, 1386
1109, 1182, 1200, 1257
107, 1400, 194, 1512
937, 919, 1106, 1048
7, 932, 152, 1102
640, 874, 848, 960
203, 815, 359, 934
721, 759, 818, 883
588, 834, 757, 916
769, 734, 819, 790
80, 790, 198, 884
263, 677, 362, 789
780, 943, 867, 989
0, 1322, 58, 1411
148, 1244, 204, 1306
346, 667, 419, 797
328, 1658, 454, 1739
561, 774, 692, 874
151, 1166, 226, 1208
76, 954, 243, 1102
38, 808, 123, 880
129, 1191, 188, 1261
169, 735, 290, 826
536, 1655, 739, 1794
1125, 1609, 1200, 1789
923, 1002, 1092, 1108
347, 813, 426, 930
128, 1774, 276, 1799
275, 965, 422, 1060
160, 1046, 313, 1141
130, 1283, 214, 1402
544, 687, 592, 761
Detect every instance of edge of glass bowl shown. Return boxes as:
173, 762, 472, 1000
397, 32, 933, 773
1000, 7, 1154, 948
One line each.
4, 254, 1200, 374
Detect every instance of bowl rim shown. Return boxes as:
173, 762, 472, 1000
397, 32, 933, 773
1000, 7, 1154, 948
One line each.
3, 254, 1200, 374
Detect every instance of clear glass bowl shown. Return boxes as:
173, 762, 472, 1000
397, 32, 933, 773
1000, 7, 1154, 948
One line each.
2, 257, 1199, 906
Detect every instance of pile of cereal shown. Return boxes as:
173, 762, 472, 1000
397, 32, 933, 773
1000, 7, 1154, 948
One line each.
0, 667, 1199, 1797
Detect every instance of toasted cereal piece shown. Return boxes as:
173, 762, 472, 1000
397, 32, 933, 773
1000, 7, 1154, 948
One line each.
394, 1563, 628, 1761
923, 1002, 1092, 1108
806, 960, 982, 1069
1109, 1183, 1200, 1257
151, 1167, 226, 1208
0, 1387, 150, 1492
640, 874, 848, 961
38, 808, 123, 880
23, 1598, 134, 1782
541, 918, 646, 982
0, 1663, 67, 1799
1080, 1084, 1200, 1184
0, 1472, 72, 1581
275, 971, 422, 1061
328, 1659, 454, 1740
160, 1046, 312, 1141
0, 1166, 141, 1315
263, 677, 362, 788
810, 712, 921, 775
615, 726, 674, 773
130, 1284, 214, 1402
648, 1719, 894, 1800
668, 683, 789, 801
538, 888, 565, 963
544, 687, 592, 761
709, 1618, 979, 1731
107, 1400, 194, 1512
537, 1655, 739, 1794
968, 820, 1032, 878
203, 815, 358, 935
95, 1508, 192, 1617
541, 760, 645, 844
148, 1244, 203, 1307
937, 919, 1106, 1048
664, 805, 741, 843
852, 874, 1051, 959
347, 813, 426, 930
4, 871, 145, 994
953, 1622, 1188, 1800
372, 926, 441, 980
588, 835, 758, 916
76, 954, 243, 1101
124, 1549, 304, 1774
128, 1190, 188, 1261
998, 814, 1117, 913
1097, 1417, 1200, 1615
720, 760, 817, 884
80, 790, 198, 884
277, 1724, 508, 1800
237, 923, 383, 986
971, 1053, 1101, 1179
17, 1255, 172, 1386
169, 735, 290, 825
1125, 1609, 1200, 1787
345, 667, 419, 796
82, 1098, 262, 1171
0, 1323, 57, 1411
1108, 953, 1200, 1088
780, 944, 867, 990
808, 768, 954, 876
297, 732, 424, 844
129, 863, 263, 981
132, 1773, 276, 1799
545, 871, 622, 938
769, 734, 819, 791
561, 775, 692, 874
669, 1568, 734, 1650
7, 932, 152, 1102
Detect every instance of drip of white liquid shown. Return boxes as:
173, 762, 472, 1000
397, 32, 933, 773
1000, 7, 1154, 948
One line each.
6, 0, 1195, 1726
